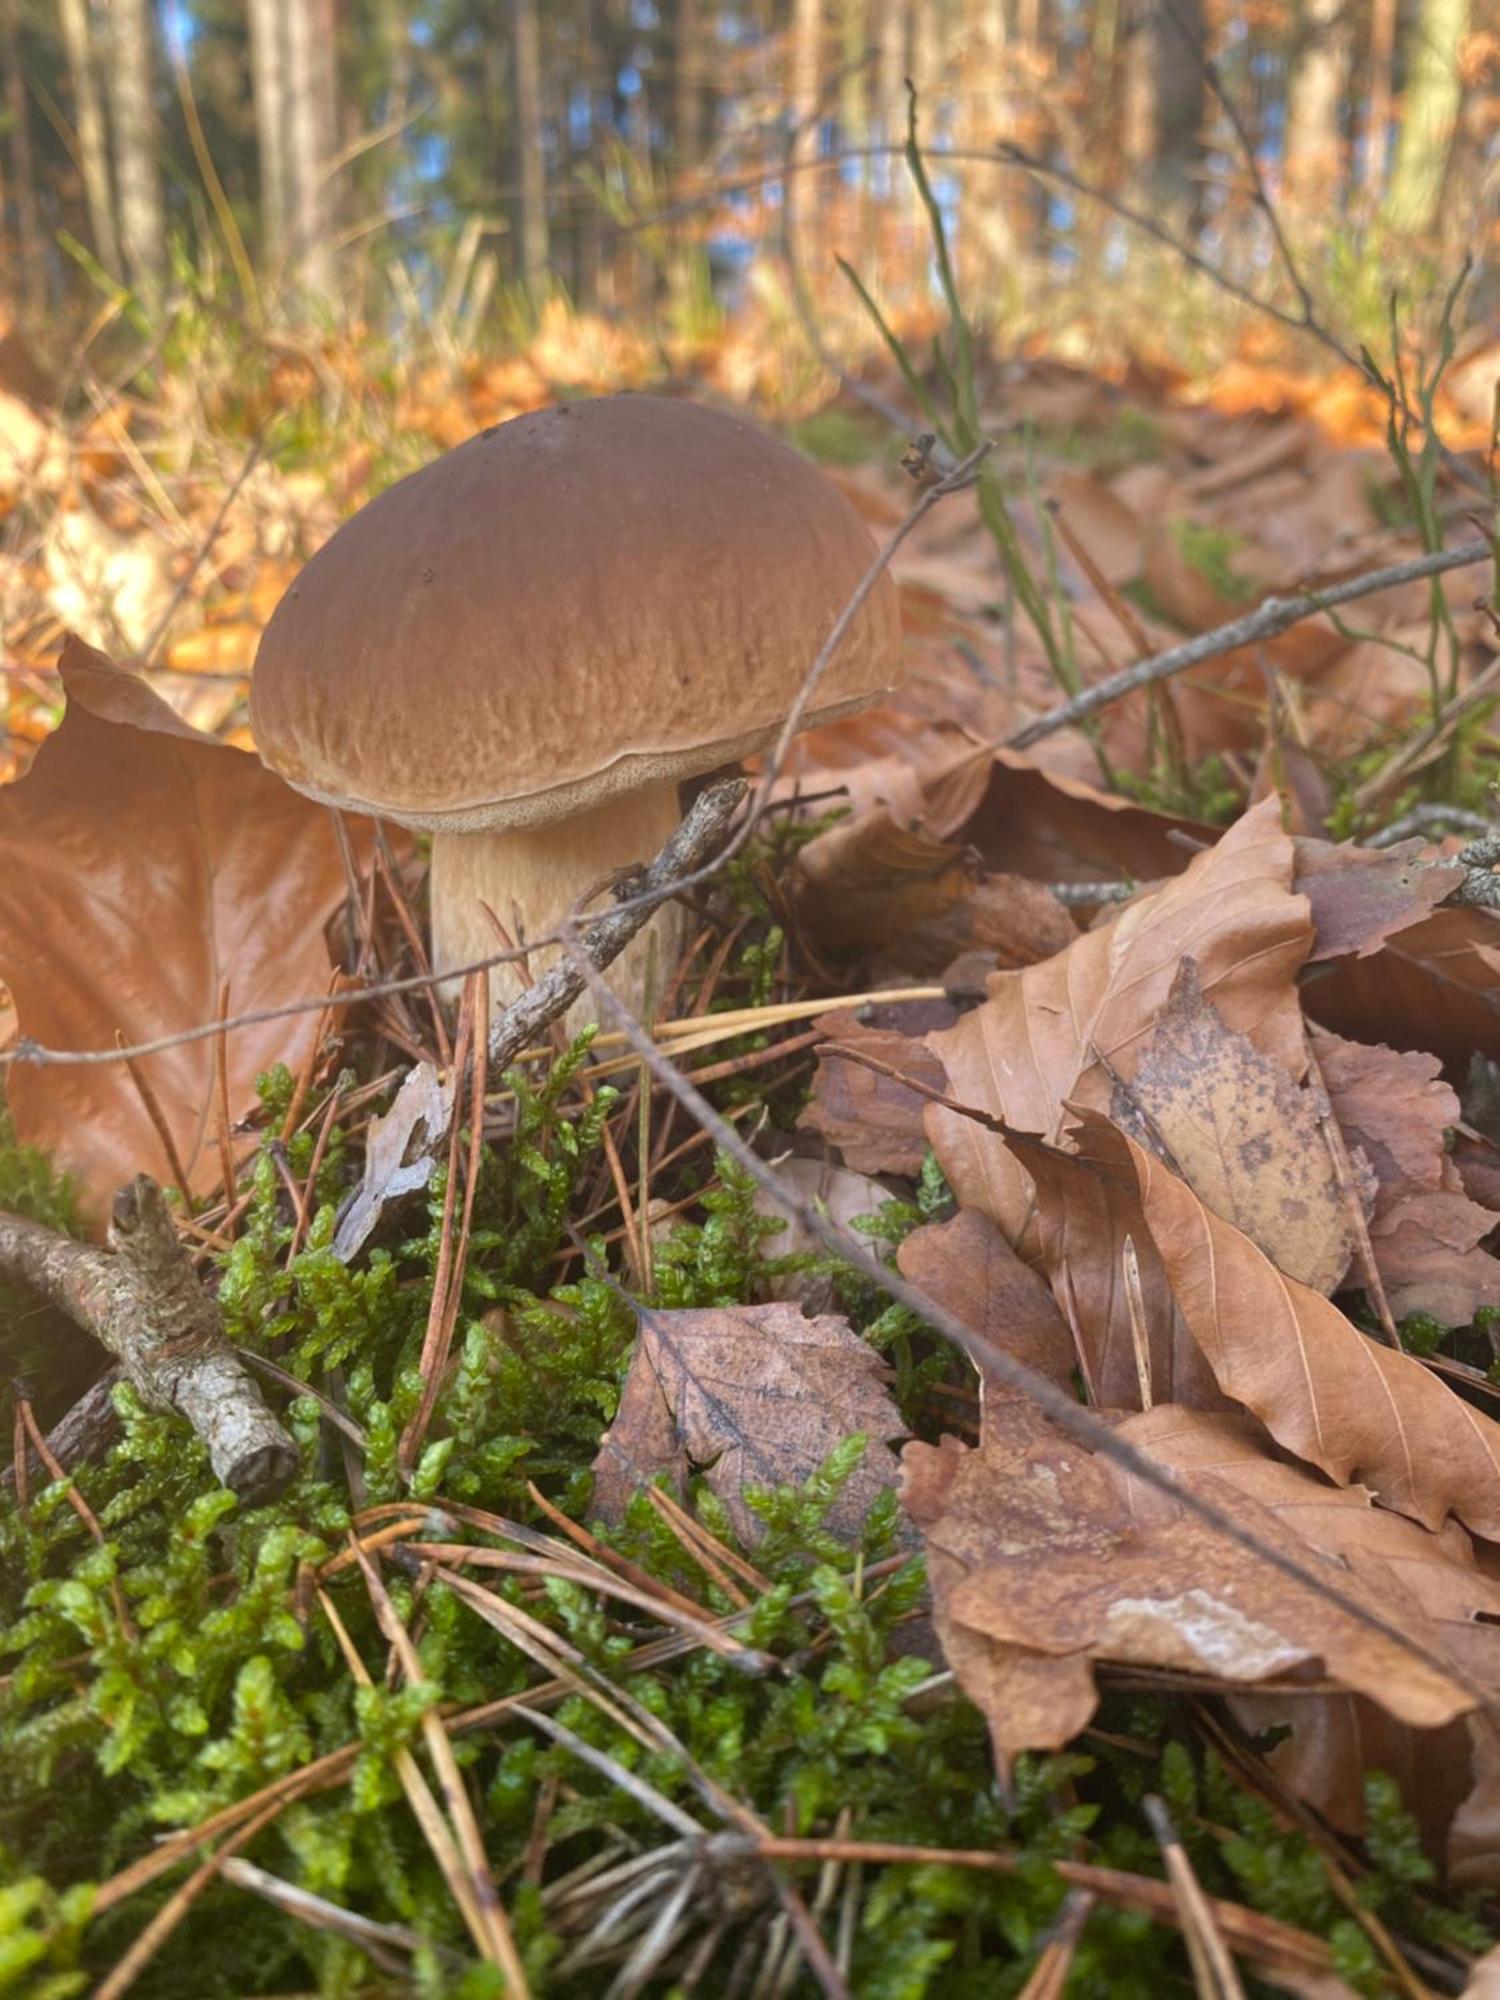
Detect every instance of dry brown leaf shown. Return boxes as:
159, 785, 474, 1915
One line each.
896, 1207, 1076, 1430
1074, 1108, 1500, 1538
1293, 835, 1463, 964
926, 797, 1312, 1250
0, 637, 366, 1228
591, 1301, 903, 1544
1045, 468, 1144, 587
1314, 1027, 1500, 1324
1303, 902, 1500, 1066
753, 1157, 894, 1314
800, 1000, 954, 1177
971, 748, 1212, 888
790, 807, 971, 955
1008, 1117, 1227, 1412
1113, 959, 1354, 1294
1114, 1404, 1500, 1869
903, 1406, 1469, 1780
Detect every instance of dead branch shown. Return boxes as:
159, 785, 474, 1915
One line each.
1007, 537, 1493, 750
3, 1177, 297, 1503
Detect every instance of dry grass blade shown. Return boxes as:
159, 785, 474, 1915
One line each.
345, 1539, 531, 1994
1143, 1794, 1247, 2000
1016, 1890, 1096, 2000
219, 1855, 458, 1977
753, 1836, 1335, 1983
399, 966, 488, 1475
507, 1701, 706, 1839
317, 1585, 521, 1984
94, 1799, 285, 2000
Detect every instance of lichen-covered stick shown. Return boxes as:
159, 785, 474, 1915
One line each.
3, 1176, 297, 1503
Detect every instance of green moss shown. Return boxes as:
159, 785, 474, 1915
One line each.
0, 1054, 1488, 1996
1169, 516, 1258, 606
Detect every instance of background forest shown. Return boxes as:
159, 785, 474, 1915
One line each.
1, 0, 1496, 351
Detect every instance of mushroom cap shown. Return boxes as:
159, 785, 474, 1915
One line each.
249, 394, 903, 831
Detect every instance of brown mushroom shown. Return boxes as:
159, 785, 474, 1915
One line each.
249, 394, 901, 1020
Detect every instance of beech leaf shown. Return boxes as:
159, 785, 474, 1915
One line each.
926, 796, 1312, 1249
1314, 1026, 1500, 1324
902, 1404, 1469, 1780
0, 638, 368, 1227
1072, 1108, 1500, 1538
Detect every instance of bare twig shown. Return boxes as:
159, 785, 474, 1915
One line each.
0, 1177, 296, 1502
1007, 537, 1493, 749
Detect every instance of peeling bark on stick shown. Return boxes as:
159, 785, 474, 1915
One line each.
2, 1177, 296, 1503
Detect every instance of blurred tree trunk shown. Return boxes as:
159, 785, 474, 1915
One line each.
511, 0, 547, 293
789, 0, 823, 286
284, 0, 339, 303
874, 0, 908, 279
1120, 0, 1205, 226
673, 0, 702, 172
57, 0, 119, 278
106, 0, 165, 304
247, 0, 289, 270
1385, 0, 1469, 233
957, 0, 1015, 306
2, 0, 43, 306
1284, 0, 1350, 209
1362, 0, 1397, 198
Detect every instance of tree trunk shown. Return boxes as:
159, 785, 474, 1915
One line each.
2, 0, 43, 308
248, 0, 290, 269
511, 0, 547, 293
957, 0, 1014, 307
790, 0, 823, 287
284, 0, 340, 303
1121, 0, 1205, 225
1284, 0, 1350, 210
1362, 0, 1398, 199
1384, 0, 1470, 233
106, 0, 167, 306
673, 0, 702, 172
57, 0, 120, 278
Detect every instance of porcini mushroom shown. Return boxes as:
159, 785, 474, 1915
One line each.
249, 395, 901, 1020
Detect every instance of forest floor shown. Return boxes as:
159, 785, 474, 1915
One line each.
4, 293, 1500, 1996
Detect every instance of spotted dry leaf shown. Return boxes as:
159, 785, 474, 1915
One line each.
591, 1301, 904, 1545
925, 797, 1313, 1252
1113, 958, 1355, 1295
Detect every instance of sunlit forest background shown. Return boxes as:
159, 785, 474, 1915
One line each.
0, 0, 1495, 721
4, 0, 1498, 353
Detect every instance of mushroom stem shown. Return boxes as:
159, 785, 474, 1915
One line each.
428, 780, 686, 1026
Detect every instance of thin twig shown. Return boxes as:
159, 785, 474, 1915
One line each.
1007, 538, 1492, 750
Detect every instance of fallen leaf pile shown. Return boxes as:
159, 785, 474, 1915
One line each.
791, 790, 1500, 1883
